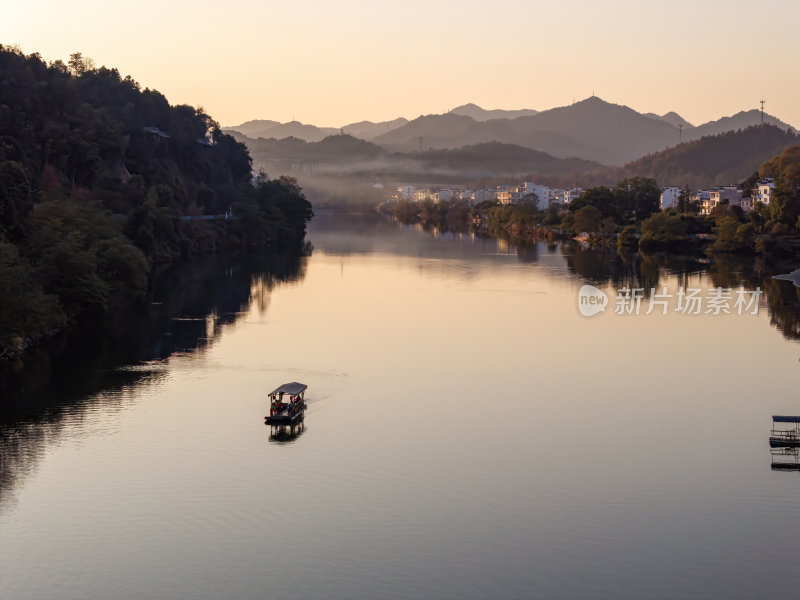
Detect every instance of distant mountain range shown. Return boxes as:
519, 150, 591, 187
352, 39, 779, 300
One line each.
449, 103, 539, 121
342, 118, 410, 140
230, 124, 800, 204
230, 119, 339, 142
228, 117, 408, 142
226, 97, 798, 167
228, 132, 384, 162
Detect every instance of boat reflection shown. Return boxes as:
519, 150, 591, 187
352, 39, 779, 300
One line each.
770, 447, 800, 472
268, 421, 306, 444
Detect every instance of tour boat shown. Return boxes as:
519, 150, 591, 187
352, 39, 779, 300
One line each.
265, 382, 307, 426
769, 415, 800, 447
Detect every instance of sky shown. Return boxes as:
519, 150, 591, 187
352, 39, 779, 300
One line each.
4, 0, 800, 129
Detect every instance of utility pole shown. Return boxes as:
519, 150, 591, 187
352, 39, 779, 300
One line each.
679, 123, 683, 144
419, 136, 423, 152
760, 99, 765, 125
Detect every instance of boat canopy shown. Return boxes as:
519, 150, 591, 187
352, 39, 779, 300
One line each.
269, 382, 307, 396
773, 415, 800, 423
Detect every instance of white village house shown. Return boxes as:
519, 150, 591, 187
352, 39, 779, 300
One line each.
701, 186, 743, 215
755, 178, 774, 205
660, 186, 682, 210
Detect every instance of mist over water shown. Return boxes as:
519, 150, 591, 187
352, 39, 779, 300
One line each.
2, 211, 799, 600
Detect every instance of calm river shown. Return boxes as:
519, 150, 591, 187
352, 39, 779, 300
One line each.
2, 210, 800, 599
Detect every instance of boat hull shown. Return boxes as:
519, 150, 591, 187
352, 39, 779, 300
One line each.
266, 403, 307, 426
769, 436, 800, 448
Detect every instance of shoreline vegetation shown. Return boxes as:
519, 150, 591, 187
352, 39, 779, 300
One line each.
0, 47, 313, 363
390, 146, 800, 258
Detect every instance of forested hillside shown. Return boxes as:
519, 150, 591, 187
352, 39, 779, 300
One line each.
0, 46, 312, 356
607, 125, 800, 188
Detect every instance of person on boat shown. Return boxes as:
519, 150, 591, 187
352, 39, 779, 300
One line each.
272, 396, 282, 416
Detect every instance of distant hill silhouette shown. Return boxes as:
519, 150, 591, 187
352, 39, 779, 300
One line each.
686, 110, 797, 141
450, 103, 538, 121
371, 113, 514, 152
227, 118, 408, 143
226, 119, 281, 138
257, 120, 339, 142
414, 142, 602, 178
645, 111, 694, 129
507, 97, 683, 164
603, 124, 800, 188
227, 132, 385, 161
342, 118, 409, 140
312, 134, 386, 158
225, 120, 338, 142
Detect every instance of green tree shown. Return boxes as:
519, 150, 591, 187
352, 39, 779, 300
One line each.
749, 201, 770, 232
27, 199, 148, 317
572, 205, 602, 233
713, 217, 753, 252
640, 212, 688, 241
395, 200, 420, 224
67, 51, 95, 75
569, 187, 619, 221
676, 185, 699, 214
739, 172, 760, 198
542, 203, 563, 226
617, 225, 638, 251
614, 177, 661, 221
0, 242, 65, 345
710, 201, 745, 220
760, 146, 800, 230
0, 161, 34, 242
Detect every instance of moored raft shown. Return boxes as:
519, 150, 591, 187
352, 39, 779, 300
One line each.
769, 415, 800, 447
266, 382, 307, 426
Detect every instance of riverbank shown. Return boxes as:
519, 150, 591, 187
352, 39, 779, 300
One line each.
389, 197, 800, 260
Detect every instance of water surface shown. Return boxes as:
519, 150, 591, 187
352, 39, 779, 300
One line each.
2, 211, 800, 600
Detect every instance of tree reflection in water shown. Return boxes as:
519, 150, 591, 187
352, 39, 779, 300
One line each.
268, 421, 306, 444
384, 206, 800, 344
0, 249, 309, 509
565, 243, 800, 342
